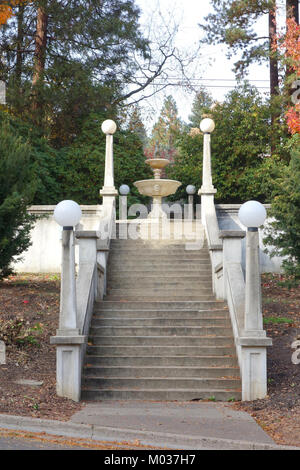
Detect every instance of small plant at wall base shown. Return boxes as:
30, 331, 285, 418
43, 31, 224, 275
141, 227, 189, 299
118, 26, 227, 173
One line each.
0, 319, 43, 348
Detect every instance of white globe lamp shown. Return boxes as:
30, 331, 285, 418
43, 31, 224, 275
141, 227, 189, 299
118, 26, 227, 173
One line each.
101, 119, 117, 135
238, 201, 267, 229
119, 184, 130, 196
54, 200, 82, 229
200, 118, 215, 134
186, 185, 196, 195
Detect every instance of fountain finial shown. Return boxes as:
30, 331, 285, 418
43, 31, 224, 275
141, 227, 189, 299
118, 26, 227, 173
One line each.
154, 141, 160, 158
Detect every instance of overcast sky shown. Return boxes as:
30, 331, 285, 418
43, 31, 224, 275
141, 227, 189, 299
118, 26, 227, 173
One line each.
133, 0, 274, 132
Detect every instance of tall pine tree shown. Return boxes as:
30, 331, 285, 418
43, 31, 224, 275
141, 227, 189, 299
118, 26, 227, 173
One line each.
0, 112, 36, 279
146, 95, 182, 162
0, 0, 150, 144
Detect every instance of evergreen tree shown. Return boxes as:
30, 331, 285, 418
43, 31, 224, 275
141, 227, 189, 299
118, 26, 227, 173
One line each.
146, 95, 182, 162
59, 113, 152, 205
264, 136, 300, 286
0, 0, 150, 144
188, 89, 214, 128
167, 83, 288, 203
0, 113, 36, 279
126, 105, 148, 146
200, 1, 285, 95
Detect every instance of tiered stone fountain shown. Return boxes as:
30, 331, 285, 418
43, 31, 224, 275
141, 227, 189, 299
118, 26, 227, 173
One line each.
134, 152, 182, 219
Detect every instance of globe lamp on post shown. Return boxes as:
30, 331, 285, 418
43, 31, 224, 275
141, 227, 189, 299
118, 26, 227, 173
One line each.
54, 200, 82, 334
119, 185, 130, 239
186, 185, 196, 220
238, 201, 267, 333
100, 120, 118, 199
54, 200, 82, 231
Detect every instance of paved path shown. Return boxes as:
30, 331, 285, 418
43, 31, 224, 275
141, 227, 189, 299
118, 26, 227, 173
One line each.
70, 401, 272, 444
0, 401, 299, 450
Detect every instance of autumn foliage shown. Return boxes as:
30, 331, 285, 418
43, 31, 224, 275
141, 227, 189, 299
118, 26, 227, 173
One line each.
0, 1, 29, 26
282, 18, 300, 74
277, 18, 300, 135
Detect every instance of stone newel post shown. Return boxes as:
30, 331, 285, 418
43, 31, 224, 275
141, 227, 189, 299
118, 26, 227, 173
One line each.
244, 229, 264, 332
198, 118, 217, 225
186, 185, 196, 220
50, 201, 86, 402
57, 229, 79, 335
238, 201, 272, 400
100, 119, 118, 200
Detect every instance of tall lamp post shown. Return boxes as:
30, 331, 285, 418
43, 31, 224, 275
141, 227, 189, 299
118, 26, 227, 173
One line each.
119, 184, 130, 220
186, 185, 196, 220
100, 119, 118, 200
198, 118, 216, 226
51, 200, 85, 402
119, 184, 130, 239
238, 200, 272, 400
54, 200, 82, 335
238, 200, 267, 334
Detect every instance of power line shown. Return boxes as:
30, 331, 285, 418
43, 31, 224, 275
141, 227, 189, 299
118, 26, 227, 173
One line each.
135, 77, 270, 82
135, 82, 270, 89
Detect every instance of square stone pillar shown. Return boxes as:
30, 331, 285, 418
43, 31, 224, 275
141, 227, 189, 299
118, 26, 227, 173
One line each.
51, 336, 86, 402
219, 230, 246, 300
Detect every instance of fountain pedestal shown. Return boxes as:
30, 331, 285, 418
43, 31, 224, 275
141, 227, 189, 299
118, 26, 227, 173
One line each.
134, 158, 182, 220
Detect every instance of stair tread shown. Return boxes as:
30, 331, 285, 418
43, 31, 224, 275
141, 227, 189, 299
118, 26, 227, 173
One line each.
84, 365, 239, 370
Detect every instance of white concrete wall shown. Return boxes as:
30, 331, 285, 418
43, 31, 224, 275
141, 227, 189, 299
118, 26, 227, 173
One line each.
14, 205, 103, 273
13, 204, 283, 274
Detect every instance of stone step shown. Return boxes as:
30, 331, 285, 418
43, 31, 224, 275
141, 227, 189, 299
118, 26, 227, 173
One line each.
89, 339, 235, 350
92, 309, 229, 319
86, 345, 236, 356
103, 295, 216, 301
110, 246, 208, 253
81, 388, 241, 402
110, 239, 207, 246
82, 377, 241, 390
109, 253, 210, 260
107, 273, 212, 281
110, 248, 209, 254
107, 267, 212, 274
110, 240, 209, 253
91, 317, 231, 327
83, 365, 240, 378
95, 301, 226, 310
105, 287, 213, 295
105, 281, 213, 289
108, 259, 211, 266
89, 326, 233, 337
84, 355, 238, 367
89, 336, 234, 346
114, 233, 206, 240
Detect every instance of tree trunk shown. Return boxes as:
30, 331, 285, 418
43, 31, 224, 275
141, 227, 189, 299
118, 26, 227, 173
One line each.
268, 9, 280, 154
31, 5, 48, 119
286, 0, 299, 24
15, 4, 25, 90
269, 9, 279, 98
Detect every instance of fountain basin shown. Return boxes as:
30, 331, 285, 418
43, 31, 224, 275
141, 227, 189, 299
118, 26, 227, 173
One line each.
134, 179, 182, 197
145, 158, 170, 170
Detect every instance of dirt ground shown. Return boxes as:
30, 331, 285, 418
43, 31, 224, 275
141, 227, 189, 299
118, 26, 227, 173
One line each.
232, 273, 300, 447
0, 272, 300, 447
0, 274, 83, 421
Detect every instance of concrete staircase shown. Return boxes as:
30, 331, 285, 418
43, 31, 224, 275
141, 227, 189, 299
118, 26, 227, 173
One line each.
82, 232, 242, 401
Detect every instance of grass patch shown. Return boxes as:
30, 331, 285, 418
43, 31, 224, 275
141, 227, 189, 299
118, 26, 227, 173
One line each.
263, 316, 294, 325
